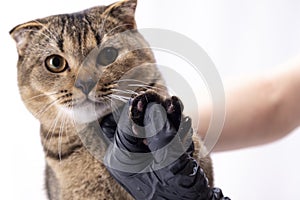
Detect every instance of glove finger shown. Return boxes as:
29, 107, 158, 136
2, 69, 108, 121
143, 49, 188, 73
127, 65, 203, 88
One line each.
116, 101, 149, 153
117, 102, 135, 136
143, 103, 176, 151
178, 116, 194, 152
100, 113, 117, 142
178, 116, 192, 140
143, 103, 168, 137
100, 104, 128, 142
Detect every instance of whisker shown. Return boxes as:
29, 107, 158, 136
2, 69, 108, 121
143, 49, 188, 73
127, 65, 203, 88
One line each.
35, 99, 60, 118
47, 110, 63, 158
113, 78, 167, 92
44, 110, 64, 157
128, 83, 167, 92
109, 96, 127, 103
44, 111, 60, 143
111, 94, 131, 100
24, 92, 60, 103
114, 78, 152, 85
104, 96, 122, 117
58, 111, 67, 162
108, 94, 130, 103
111, 88, 138, 95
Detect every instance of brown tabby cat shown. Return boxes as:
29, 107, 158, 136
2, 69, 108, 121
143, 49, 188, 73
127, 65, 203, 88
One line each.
10, 0, 213, 199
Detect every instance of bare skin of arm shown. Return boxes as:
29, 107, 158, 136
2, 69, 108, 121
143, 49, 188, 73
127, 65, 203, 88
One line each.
197, 56, 300, 152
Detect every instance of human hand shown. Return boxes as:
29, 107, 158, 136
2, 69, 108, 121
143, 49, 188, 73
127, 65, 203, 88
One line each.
101, 92, 230, 200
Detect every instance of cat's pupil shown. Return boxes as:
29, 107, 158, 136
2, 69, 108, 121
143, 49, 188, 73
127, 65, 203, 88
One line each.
52, 57, 61, 68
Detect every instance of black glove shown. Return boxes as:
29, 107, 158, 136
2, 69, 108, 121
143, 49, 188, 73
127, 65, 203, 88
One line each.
101, 97, 230, 200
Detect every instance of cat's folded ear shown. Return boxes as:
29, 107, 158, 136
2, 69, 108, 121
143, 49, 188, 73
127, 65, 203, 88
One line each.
104, 0, 138, 30
9, 21, 43, 55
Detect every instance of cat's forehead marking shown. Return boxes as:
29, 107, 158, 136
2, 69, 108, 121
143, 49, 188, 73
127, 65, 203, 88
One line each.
45, 13, 103, 60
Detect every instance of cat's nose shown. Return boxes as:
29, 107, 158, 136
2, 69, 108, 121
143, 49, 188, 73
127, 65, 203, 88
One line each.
75, 78, 97, 95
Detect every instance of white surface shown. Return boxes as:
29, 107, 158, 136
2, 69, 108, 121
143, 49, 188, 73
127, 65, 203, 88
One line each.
1, 0, 300, 199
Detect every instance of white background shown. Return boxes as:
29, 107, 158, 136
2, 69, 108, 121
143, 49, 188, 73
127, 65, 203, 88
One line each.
1, 0, 300, 199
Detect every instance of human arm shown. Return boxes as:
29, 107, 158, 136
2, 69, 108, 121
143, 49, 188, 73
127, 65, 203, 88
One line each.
197, 56, 300, 152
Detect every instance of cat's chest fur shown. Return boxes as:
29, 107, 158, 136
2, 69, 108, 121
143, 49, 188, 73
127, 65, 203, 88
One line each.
40, 121, 132, 199
45, 141, 132, 200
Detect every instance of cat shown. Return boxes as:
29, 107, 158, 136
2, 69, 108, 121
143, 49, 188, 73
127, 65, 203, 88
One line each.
10, 0, 213, 199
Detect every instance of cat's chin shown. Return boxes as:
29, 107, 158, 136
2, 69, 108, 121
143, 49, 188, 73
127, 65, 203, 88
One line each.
63, 100, 110, 124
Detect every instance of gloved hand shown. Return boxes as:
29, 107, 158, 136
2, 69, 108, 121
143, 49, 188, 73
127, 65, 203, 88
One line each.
100, 93, 230, 200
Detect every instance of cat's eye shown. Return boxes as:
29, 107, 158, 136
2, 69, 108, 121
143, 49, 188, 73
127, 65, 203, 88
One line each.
97, 47, 119, 66
45, 55, 68, 73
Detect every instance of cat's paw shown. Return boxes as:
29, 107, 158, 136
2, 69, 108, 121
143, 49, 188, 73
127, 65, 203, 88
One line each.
130, 91, 163, 127
130, 91, 183, 130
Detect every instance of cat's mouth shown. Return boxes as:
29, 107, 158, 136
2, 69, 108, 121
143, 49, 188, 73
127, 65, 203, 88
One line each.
77, 99, 103, 107
69, 98, 110, 124
69, 81, 159, 124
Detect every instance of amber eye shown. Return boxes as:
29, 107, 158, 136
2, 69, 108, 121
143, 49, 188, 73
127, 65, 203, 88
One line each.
45, 55, 68, 73
97, 47, 119, 66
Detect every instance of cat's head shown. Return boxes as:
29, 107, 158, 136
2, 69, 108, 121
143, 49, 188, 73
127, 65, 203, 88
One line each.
10, 0, 163, 125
